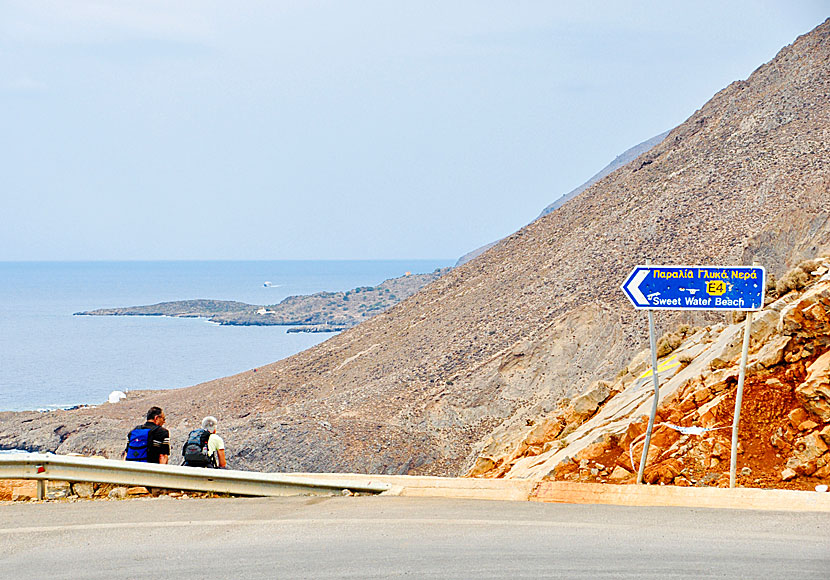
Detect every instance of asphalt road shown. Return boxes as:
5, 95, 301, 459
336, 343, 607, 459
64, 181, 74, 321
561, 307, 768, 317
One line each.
1, 495, 828, 579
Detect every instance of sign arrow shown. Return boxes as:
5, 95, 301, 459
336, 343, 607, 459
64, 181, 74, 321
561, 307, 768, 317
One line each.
623, 268, 650, 306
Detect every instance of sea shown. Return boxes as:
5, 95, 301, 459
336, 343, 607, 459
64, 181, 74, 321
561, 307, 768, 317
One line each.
0, 260, 452, 412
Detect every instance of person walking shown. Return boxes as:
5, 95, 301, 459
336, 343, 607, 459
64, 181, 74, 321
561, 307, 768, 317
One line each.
123, 406, 170, 464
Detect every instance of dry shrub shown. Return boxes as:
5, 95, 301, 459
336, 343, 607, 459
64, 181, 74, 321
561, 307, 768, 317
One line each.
765, 274, 778, 297
798, 258, 821, 272
656, 332, 683, 357
677, 323, 699, 338
656, 323, 699, 358
677, 352, 695, 370
775, 267, 809, 296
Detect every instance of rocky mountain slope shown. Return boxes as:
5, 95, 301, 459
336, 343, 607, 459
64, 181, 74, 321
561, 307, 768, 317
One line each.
469, 258, 830, 490
535, 130, 669, 219
455, 131, 669, 266
1, 20, 829, 478
75, 268, 449, 332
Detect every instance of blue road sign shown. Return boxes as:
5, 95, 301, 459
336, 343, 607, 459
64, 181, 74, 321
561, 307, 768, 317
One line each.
621, 265, 766, 311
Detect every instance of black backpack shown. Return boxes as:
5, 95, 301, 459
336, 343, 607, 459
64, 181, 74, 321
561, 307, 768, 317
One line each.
182, 428, 214, 467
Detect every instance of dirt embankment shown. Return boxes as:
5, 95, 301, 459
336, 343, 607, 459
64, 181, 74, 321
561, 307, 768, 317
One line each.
469, 258, 830, 491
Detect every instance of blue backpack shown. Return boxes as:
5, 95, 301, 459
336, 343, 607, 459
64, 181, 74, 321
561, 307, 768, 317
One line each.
125, 426, 152, 461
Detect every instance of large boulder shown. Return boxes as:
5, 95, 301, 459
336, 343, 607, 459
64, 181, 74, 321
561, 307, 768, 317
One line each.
795, 351, 830, 421
750, 335, 792, 369
779, 279, 830, 338
786, 432, 829, 476
566, 381, 612, 423
711, 310, 783, 369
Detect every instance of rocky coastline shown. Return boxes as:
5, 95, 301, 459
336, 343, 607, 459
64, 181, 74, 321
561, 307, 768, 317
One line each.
75, 268, 450, 331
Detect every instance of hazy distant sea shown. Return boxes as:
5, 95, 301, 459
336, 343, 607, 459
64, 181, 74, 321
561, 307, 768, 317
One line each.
0, 260, 452, 412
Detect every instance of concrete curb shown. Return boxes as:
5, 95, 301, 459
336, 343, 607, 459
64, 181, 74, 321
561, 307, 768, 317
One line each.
296, 474, 830, 512
531, 481, 830, 512
291, 473, 536, 502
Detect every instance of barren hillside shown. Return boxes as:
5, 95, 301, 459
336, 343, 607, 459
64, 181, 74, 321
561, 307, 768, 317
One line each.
1, 20, 829, 477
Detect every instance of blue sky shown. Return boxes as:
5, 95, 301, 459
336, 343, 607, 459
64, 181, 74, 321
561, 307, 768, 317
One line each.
1, 2, 827, 261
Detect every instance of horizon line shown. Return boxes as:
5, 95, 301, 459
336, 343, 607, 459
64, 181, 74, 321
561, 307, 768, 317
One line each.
0, 257, 457, 264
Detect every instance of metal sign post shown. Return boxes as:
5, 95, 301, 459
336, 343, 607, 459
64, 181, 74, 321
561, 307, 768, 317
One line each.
729, 309, 754, 488
729, 261, 761, 488
637, 304, 662, 484
634, 258, 662, 485
621, 264, 765, 485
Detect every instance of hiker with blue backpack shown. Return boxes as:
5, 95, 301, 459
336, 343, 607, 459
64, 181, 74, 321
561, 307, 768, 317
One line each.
182, 416, 227, 468
123, 406, 170, 464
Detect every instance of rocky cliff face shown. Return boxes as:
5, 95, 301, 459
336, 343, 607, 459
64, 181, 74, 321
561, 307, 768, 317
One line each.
469, 258, 830, 490
1, 20, 829, 477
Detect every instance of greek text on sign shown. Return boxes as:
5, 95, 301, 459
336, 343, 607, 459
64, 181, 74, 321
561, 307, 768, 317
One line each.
621, 265, 766, 311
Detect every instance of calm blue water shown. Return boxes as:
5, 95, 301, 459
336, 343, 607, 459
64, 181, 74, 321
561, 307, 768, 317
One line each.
0, 260, 451, 411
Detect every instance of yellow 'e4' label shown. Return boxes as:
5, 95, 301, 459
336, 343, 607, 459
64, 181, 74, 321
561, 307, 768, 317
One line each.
706, 280, 727, 296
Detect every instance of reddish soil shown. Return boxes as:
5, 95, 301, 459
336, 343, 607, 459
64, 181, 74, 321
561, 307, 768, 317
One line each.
547, 356, 828, 491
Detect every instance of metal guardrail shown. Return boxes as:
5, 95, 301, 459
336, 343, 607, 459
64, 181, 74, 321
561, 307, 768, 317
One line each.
0, 453, 392, 498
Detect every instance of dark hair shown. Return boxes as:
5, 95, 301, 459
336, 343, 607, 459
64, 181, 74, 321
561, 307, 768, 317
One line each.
146, 406, 164, 421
